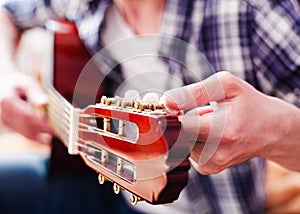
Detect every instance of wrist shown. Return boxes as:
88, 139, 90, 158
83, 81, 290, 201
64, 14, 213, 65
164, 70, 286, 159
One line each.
261, 96, 300, 169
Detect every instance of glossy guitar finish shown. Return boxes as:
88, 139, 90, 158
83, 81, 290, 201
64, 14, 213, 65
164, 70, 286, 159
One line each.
50, 20, 191, 205
78, 103, 191, 204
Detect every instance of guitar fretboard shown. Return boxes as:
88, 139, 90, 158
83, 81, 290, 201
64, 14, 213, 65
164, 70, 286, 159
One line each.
46, 83, 79, 154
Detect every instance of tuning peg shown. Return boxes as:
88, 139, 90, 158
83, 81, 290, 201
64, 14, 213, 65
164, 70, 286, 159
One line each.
113, 183, 123, 194
101, 150, 108, 163
130, 194, 143, 205
98, 174, 106, 185
117, 158, 124, 173
118, 120, 125, 136
103, 117, 110, 131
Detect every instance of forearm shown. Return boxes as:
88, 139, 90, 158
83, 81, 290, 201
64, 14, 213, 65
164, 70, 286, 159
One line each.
262, 96, 300, 171
0, 7, 21, 74
0, 7, 19, 121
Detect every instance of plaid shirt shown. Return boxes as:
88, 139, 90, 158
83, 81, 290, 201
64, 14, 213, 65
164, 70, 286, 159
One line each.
3, 0, 300, 213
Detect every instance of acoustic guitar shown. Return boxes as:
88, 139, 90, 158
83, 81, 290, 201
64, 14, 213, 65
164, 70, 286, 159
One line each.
47, 20, 191, 205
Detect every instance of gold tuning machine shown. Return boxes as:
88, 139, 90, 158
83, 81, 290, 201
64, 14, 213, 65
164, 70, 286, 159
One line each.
97, 171, 144, 205
113, 183, 123, 194
98, 174, 106, 185
130, 194, 143, 205
99, 95, 166, 113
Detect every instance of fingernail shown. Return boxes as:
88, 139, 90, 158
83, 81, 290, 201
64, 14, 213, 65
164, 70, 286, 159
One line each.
163, 88, 187, 108
164, 104, 181, 114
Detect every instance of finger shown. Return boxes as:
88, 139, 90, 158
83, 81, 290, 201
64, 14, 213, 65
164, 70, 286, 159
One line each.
189, 141, 205, 163
161, 71, 241, 111
181, 109, 227, 170
190, 158, 222, 175
32, 133, 52, 145
180, 108, 226, 141
4, 73, 48, 107
179, 113, 211, 143
1, 96, 52, 139
179, 113, 216, 171
13, 79, 48, 120
191, 143, 253, 175
21, 81, 48, 106
190, 147, 226, 175
186, 105, 214, 116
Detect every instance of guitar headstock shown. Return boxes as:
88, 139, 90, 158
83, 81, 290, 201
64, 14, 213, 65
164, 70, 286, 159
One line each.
77, 96, 191, 205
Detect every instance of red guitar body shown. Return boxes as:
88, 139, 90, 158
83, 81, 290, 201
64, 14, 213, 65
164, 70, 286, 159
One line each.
48, 20, 96, 175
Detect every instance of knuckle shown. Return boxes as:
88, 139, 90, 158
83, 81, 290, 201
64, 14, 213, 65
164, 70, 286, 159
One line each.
216, 71, 235, 85
213, 151, 230, 166
190, 158, 209, 175
225, 129, 237, 143
216, 71, 235, 81
216, 71, 232, 78
191, 158, 224, 175
195, 166, 209, 175
210, 167, 223, 174
200, 165, 223, 175
216, 71, 242, 95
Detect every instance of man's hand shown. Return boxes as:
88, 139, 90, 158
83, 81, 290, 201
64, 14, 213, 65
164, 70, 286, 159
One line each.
0, 72, 52, 144
161, 71, 299, 174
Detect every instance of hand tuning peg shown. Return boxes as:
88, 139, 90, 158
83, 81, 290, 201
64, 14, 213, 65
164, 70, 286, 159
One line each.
130, 194, 143, 205
113, 183, 123, 194
98, 174, 106, 185
117, 158, 124, 173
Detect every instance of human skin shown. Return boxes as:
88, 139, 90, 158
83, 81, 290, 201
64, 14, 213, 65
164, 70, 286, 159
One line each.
161, 71, 300, 174
1, 2, 300, 173
0, 8, 51, 144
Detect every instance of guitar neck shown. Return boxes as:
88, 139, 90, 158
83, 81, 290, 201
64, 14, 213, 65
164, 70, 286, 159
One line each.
46, 83, 79, 155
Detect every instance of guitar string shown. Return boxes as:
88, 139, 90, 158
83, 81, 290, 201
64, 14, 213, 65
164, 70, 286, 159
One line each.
46, 83, 139, 148
46, 85, 120, 146
47, 103, 138, 148
46, 84, 72, 146
48, 99, 71, 145
77, 122, 135, 142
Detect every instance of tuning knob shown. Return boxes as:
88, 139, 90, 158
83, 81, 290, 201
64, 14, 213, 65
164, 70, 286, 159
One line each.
98, 174, 106, 185
130, 194, 142, 205
113, 183, 122, 194
117, 158, 124, 173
